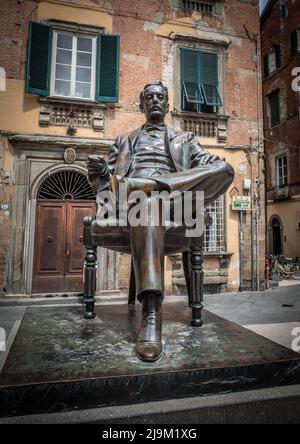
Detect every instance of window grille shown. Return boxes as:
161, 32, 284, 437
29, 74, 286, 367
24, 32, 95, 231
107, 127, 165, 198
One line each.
204, 196, 225, 252
38, 171, 94, 201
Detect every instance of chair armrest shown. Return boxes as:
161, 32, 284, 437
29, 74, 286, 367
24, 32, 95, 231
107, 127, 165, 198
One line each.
83, 216, 96, 248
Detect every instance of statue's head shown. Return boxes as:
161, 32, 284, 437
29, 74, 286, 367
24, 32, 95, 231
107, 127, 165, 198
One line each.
139, 81, 169, 124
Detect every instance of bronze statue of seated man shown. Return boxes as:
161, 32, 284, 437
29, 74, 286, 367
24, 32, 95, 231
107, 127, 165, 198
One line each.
87, 81, 234, 363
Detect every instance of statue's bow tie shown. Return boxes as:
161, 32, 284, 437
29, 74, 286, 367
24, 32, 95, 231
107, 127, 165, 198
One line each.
144, 124, 165, 132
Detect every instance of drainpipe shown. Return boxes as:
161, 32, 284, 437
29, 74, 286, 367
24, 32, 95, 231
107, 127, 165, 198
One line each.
256, 148, 262, 292
246, 151, 255, 291
239, 210, 244, 291
256, 209, 260, 291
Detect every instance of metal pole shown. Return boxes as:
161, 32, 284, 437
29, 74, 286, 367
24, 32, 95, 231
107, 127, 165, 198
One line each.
247, 152, 255, 291
256, 210, 260, 291
239, 210, 243, 292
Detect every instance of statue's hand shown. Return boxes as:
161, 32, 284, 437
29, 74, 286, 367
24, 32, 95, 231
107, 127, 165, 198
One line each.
199, 153, 225, 165
87, 155, 109, 177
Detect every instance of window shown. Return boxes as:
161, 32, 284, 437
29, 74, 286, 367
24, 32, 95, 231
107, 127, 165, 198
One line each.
204, 197, 225, 253
26, 22, 120, 103
280, 1, 288, 21
291, 29, 300, 55
269, 89, 280, 127
181, 48, 222, 114
264, 45, 281, 77
276, 155, 288, 187
51, 32, 97, 100
268, 51, 277, 74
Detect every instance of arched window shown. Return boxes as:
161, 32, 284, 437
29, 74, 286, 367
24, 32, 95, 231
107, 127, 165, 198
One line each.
38, 170, 94, 201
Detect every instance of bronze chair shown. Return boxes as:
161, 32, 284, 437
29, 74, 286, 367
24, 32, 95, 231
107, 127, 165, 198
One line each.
83, 213, 212, 326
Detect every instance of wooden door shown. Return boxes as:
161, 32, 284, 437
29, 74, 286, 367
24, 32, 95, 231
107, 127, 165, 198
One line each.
33, 201, 96, 294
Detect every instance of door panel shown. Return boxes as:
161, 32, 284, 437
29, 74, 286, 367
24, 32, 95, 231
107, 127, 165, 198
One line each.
34, 203, 66, 275
33, 200, 96, 294
66, 203, 95, 274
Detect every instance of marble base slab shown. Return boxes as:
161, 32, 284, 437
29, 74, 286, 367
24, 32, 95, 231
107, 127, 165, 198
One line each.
0, 302, 300, 418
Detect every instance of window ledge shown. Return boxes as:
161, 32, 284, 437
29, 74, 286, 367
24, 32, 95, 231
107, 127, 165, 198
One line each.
39, 97, 106, 109
172, 111, 229, 144
268, 185, 290, 201
204, 252, 233, 271
263, 60, 290, 82
204, 252, 233, 257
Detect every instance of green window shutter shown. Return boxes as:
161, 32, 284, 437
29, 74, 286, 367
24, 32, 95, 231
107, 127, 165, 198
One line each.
180, 48, 203, 107
201, 52, 222, 107
96, 34, 120, 103
270, 90, 280, 127
26, 22, 52, 96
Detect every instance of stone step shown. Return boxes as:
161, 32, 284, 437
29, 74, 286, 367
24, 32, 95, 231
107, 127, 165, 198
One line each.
2, 384, 300, 424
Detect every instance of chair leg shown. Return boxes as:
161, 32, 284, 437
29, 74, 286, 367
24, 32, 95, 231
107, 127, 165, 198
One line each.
128, 260, 136, 305
182, 251, 192, 305
190, 242, 204, 328
83, 217, 97, 320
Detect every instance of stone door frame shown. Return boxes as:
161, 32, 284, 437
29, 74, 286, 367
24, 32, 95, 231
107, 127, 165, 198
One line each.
7, 136, 118, 296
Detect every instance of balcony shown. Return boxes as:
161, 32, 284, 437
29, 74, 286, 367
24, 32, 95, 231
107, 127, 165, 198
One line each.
172, 111, 228, 144
173, 0, 224, 15
268, 185, 290, 201
38, 97, 105, 132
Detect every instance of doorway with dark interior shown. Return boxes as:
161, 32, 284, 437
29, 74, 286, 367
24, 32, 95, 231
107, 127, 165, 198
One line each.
268, 215, 283, 256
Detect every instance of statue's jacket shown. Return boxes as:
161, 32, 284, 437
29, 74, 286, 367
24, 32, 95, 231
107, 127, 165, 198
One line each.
97, 125, 234, 194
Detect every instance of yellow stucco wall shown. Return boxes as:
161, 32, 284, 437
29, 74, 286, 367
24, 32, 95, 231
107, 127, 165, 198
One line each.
37, 1, 112, 31
0, 79, 101, 138
155, 17, 199, 40
268, 200, 300, 259
0, 1, 112, 137
224, 151, 248, 291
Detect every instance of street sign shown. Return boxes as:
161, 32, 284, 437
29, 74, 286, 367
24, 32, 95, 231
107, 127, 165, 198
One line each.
232, 196, 251, 211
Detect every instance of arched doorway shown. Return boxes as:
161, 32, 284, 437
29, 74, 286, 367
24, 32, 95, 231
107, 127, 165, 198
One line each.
268, 215, 283, 256
32, 170, 96, 294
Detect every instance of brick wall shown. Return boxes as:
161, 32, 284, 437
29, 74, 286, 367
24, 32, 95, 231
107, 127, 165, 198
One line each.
262, 0, 300, 195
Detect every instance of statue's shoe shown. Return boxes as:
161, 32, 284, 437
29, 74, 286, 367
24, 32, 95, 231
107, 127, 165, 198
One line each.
135, 294, 164, 363
135, 340, 163, 363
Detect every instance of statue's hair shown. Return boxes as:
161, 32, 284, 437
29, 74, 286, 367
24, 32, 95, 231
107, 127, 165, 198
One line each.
140, 81, 169, 104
